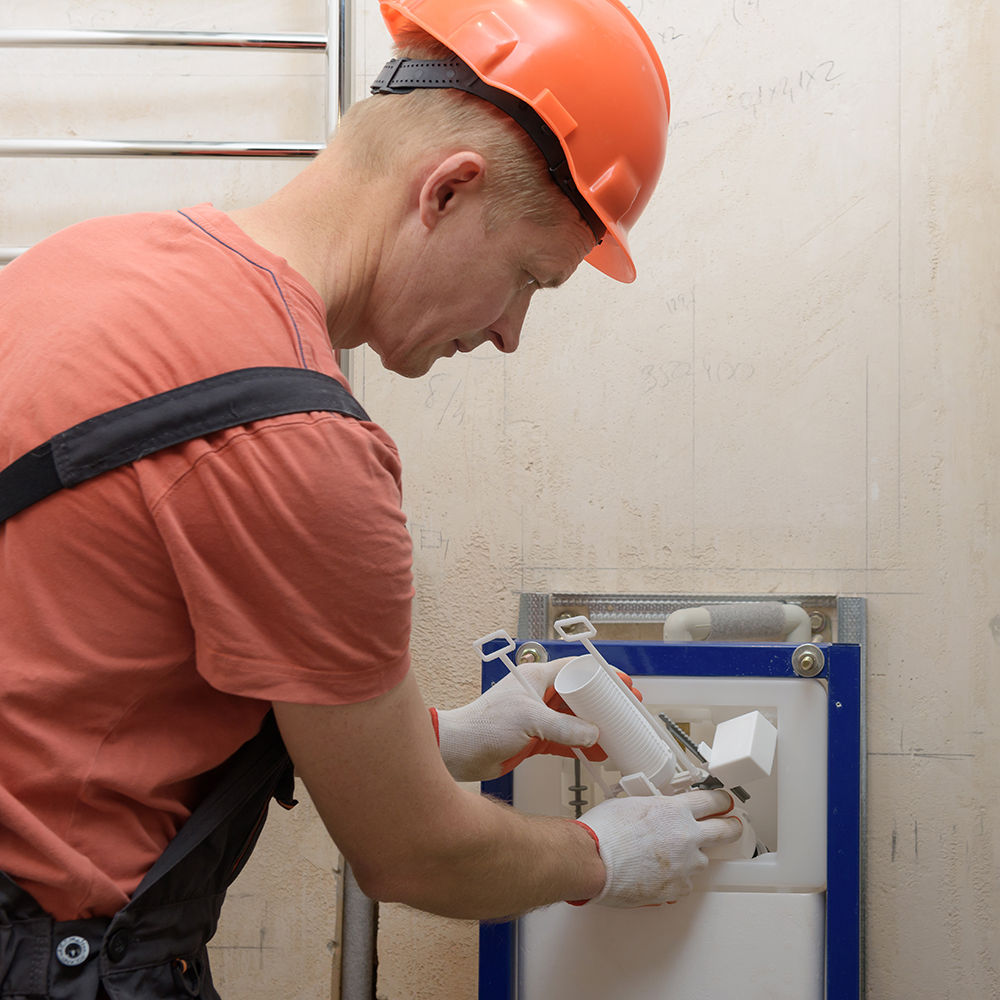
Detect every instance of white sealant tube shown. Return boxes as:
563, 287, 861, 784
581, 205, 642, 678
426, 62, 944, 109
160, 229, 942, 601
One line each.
554, 654, 676, 792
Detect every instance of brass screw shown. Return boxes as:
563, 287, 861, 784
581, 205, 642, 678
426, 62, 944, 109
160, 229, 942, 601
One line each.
516, 641, 548, 665
792, 643, 825, 677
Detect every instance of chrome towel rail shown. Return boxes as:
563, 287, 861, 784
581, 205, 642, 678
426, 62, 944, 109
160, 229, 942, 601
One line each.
0, 2, 351, 269
0, 24, 333, 160
0, 139, 324, 157
0, 29, 325, 49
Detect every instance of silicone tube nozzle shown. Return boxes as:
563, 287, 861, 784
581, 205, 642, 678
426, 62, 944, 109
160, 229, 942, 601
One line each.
554, 654, 675, 791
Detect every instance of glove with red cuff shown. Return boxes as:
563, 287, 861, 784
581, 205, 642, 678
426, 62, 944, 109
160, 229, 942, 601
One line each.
573, 789, 742, 906
433, 657, 640, 782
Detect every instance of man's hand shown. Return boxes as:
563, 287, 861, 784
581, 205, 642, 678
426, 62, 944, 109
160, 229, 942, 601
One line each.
576, 790, 742, 906
434, 657, 611, 781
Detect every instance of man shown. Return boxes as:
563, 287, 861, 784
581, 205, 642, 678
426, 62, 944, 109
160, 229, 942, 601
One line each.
0, 0, 741, 995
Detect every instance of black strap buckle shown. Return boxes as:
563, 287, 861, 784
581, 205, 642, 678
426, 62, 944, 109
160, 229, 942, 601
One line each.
371, 56, 478, 94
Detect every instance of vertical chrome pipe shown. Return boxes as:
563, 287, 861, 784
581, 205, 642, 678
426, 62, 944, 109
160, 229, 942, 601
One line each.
331, 18, 369, 997
338, 0, 354, 123
340, 865, 378, 1000
331, 0, 356, 387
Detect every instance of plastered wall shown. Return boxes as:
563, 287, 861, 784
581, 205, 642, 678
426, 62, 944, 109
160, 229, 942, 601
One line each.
357, 1, 1000, 996
2, 1, 998, 998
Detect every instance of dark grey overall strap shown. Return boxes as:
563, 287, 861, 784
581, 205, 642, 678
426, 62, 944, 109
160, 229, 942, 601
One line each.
0, 366, 369, 525
132, 712, 293, 907
98, 713, 294, 999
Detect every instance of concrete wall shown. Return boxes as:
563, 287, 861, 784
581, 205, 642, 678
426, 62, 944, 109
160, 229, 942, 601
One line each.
2, 0, 997, 997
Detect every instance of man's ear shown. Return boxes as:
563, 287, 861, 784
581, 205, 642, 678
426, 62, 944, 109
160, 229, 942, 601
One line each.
418, 151, 487, 231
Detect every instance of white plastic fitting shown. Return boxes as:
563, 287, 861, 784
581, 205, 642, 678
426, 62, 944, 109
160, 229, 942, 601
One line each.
554, 654, 679, 793
705, 804, 759, 860
698, 711, 778, 788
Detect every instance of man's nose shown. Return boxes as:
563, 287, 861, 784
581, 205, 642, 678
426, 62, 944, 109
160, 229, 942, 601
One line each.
489, 292, 532, 354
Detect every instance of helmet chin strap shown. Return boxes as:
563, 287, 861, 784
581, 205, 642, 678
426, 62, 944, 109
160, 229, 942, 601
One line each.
371, 55, 606, 245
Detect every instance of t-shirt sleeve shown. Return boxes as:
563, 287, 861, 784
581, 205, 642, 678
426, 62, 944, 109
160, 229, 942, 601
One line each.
146, 411, 413, 705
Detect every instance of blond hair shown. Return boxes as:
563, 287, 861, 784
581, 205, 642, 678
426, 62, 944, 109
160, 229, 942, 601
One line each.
335, 26, 567, 231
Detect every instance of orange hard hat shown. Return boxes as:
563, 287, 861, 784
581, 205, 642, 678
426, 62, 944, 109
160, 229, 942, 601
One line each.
374, 0, 670, 283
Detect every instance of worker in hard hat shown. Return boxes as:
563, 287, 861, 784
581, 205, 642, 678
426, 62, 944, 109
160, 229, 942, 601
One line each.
0, 1, 741, 995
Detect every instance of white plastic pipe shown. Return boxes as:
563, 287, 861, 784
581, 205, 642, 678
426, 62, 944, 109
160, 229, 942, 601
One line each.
554, 654, 676, 793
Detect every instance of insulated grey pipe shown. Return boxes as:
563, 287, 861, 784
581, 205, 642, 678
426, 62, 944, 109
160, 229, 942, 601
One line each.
341, 864, 378, 1000
0, 29, 325, 49
0, 139, 322, 158
706, 602, 791, 637
664, 602, 812, 642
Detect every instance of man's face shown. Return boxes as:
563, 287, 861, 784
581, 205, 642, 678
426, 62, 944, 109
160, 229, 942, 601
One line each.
367, 196, 595, 378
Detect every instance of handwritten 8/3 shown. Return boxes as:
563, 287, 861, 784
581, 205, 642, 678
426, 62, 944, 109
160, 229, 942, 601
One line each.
639, 359, 756, 393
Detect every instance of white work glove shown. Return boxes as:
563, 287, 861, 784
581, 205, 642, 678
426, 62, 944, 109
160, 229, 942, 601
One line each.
574, 789, 742, 907
433, 658, 602, 781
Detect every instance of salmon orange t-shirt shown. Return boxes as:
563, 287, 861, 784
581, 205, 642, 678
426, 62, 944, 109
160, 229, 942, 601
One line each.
0, 205, 414, 920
